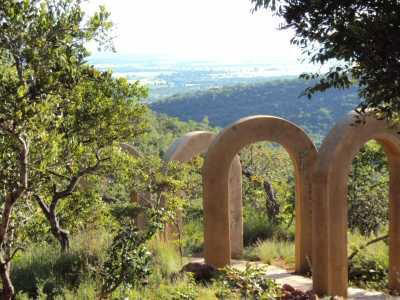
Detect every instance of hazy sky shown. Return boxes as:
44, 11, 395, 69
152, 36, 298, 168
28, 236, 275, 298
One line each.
85, 0, 302, 62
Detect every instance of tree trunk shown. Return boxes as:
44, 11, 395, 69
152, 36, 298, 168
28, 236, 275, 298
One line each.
263, 181, 280, 223
34, 195, 70, 252
242, 167, 280, 222
0, 195, 20, 300
0, 136, 29, 300
0, 261, 14, 300
49, 212, 70, 252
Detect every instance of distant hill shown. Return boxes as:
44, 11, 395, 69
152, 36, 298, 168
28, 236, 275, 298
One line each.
150, 79, 361, 140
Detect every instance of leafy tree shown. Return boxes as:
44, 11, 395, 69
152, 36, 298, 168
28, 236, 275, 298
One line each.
240, 143, 294, 226
348, 141, 388, 236
0, 0, 148, 298
251, 0, 400, 122
32, 69, 148, 252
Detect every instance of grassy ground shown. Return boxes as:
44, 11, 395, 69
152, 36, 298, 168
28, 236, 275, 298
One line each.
10, 218, 390, 299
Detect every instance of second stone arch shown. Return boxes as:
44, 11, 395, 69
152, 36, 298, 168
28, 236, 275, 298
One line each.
203, 115, 317, 274
164, 131, 244, 258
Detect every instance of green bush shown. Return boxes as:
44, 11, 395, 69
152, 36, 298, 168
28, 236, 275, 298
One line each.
349, 254, 388, 291
243, 208, 294, 247
53, 252, 87, 289
99, 224, 153, 298
216, 264, 281, 299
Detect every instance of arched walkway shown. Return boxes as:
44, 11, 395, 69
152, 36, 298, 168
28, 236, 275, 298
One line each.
164, 131, 244, 258
312, 111, 400, 297
203, 116, 317, 273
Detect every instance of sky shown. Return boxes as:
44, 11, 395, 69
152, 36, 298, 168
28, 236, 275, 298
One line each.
84, 0, 303, 63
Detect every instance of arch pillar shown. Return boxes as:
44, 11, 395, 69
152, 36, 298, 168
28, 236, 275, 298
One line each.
312, 111, 400, 297
203, 116, 317, 273
164, 131, 243, 258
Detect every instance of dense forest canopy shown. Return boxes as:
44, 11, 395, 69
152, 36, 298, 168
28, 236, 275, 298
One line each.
151, 79, 360, 140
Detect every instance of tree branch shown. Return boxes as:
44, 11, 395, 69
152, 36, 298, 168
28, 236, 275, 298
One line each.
348, 234, 389, 261
5, 247, 24, 264
33, 194, 50, 218
50, 175, 81, 213
50, 155, 111, 212
45, 169, 71, 181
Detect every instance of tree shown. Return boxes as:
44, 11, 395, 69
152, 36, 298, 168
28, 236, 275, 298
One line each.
0, 0, 147, 298
32, 68, 148, 253
348, 141, 388, 236
251, 0, 400, 122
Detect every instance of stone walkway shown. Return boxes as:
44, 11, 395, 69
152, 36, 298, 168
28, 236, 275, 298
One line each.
188, 258, 395, 299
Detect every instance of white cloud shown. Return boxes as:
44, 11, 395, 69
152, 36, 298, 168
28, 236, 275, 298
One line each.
84, 0, 302, 62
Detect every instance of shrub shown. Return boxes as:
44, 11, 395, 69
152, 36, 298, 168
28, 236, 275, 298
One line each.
243, 210, 276, 246
98, 225, 153, 298
129, 274, 200, 300
216, 264, 281, 299
53, 252, 87, 289
349, 253, 388, 291
243, 208, 295, 247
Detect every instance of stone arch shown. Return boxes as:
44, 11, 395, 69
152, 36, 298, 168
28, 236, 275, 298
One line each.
312, 111, 400, 297
203, 116, 317, 273
164, 131, 243, 258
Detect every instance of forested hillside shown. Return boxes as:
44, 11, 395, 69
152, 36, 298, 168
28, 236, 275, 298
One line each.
150, 79, 360, 139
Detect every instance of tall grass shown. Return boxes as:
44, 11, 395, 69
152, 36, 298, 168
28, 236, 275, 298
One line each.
182, 218, 204, 256
12, 242, 60, 297
249, 239, 295, 268
148, 238, 183, 277
12, 228, 110, 298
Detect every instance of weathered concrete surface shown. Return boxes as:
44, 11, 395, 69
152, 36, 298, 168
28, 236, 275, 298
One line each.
203, 116, 317, 273
189, 257, 387, 299
164, 131, 243, 258
312, 111, 400, 297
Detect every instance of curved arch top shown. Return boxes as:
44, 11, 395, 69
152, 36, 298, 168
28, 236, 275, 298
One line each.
164, 131, 244, 258
203, 115, 317, 272
164, 131, 216, 163
312, 111, 400, 297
